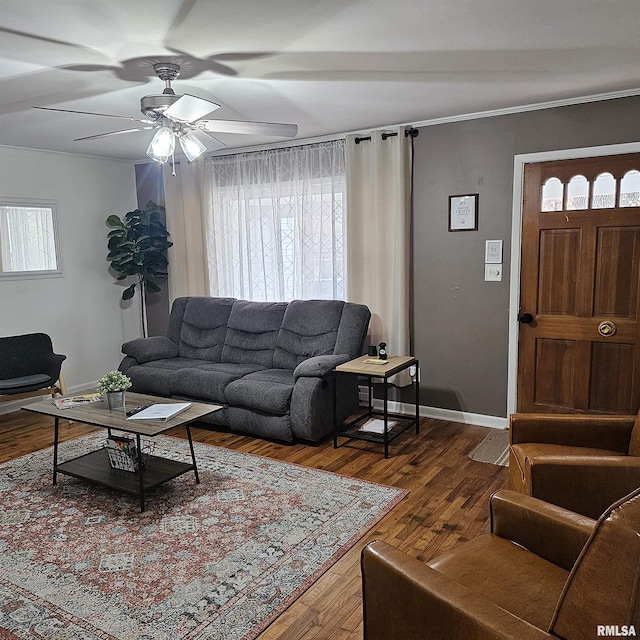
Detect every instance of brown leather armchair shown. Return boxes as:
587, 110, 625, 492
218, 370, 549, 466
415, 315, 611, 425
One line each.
361, 488, 640, 640
509, 412, 640, 519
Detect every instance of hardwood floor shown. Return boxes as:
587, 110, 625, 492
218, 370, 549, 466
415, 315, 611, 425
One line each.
0, 410, 508, 640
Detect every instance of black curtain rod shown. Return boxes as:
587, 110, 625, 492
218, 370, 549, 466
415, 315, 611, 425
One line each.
354, 127, 419, 144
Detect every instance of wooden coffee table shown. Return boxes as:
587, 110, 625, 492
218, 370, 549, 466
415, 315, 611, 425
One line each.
22, 392, 220, 511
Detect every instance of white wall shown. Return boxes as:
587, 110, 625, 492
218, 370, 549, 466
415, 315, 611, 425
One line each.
0, 146, 141, 406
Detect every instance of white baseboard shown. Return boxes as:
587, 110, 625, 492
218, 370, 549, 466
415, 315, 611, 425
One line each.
416, 404, 507, 429
0, 381, 98, 416
358, 389, 507, 430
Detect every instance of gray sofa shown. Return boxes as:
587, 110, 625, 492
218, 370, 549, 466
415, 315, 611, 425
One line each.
119, 296, 370, 443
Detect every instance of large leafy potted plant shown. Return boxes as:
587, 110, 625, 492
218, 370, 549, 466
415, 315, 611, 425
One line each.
106, 201, 172, 337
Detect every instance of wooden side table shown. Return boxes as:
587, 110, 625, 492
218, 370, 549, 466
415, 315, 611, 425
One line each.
332, 355, 420, 458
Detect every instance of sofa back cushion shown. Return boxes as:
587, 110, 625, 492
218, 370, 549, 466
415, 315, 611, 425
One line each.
273, 300, 345, 370
168, 297, 235, 361
335, 302, 371, 358
221, 300, 288, 367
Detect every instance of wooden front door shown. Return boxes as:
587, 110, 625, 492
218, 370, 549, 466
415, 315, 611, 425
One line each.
518, 154, 640, 414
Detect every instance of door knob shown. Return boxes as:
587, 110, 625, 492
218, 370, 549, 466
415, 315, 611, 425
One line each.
518, 312, 534, 324
598, 321, 617, 337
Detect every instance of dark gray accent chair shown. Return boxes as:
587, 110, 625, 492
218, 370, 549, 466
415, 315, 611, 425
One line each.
0, 333, 66, 403
119, 297, 371, 442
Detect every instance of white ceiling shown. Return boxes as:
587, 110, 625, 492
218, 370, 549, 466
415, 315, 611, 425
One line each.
1, 0, 640, 162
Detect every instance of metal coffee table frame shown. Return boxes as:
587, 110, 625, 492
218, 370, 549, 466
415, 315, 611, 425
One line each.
23, 392, 220, 512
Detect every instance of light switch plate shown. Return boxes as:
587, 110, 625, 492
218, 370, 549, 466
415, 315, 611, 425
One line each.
485, 264, 502, 281
485, 240, 503, 263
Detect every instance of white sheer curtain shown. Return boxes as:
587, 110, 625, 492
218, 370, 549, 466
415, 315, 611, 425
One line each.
202, 140, 345, 301
345, 127, 413, 385
0, 205, 57, 272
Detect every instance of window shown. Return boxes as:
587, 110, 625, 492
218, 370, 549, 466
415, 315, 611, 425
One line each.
203, 140, 345, 301
620, 170, 640, 207
0, 200, 61, 278
566, 175, 589, 210
541, 169, 640, 212
541, 177, 564, 211
592, 173, 616, 209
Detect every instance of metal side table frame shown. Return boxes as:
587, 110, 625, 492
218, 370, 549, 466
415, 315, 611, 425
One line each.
332, 355, 419, 458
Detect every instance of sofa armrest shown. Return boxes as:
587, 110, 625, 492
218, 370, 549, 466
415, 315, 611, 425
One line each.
361, 541, 553, 640
293, 354, 351, 380
509, 413, 634, 452
489, 490, 594, 570
515, 455, 640, 519
121, 336, 179, 364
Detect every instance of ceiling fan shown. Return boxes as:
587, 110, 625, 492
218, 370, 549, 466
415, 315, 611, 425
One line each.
32, 62, 298, 162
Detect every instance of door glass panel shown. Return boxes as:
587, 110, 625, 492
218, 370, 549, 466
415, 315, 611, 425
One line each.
541, 177, 563, 211
620, 170, 640, 207
566, 175, 589, 210
592, 172, 616, 209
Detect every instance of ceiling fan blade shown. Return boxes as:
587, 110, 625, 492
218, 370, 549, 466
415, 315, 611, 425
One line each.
192, 128, 227, 149
196, 119, 298, 138
164, 94, 220, 123
32, 105, 156, 124
73, 127, 155, 142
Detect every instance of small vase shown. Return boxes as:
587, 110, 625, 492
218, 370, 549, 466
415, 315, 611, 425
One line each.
106, 391, 125, 410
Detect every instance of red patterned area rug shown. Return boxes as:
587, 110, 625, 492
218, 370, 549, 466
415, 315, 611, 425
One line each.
0, 434, 407, 640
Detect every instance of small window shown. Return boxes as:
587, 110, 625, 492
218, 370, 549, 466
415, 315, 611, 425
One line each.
592, 173, 616, 209
620, 170, 640, 208
541, 177, 564, 211
566, 175, 589, 211
0, 200, 62, 279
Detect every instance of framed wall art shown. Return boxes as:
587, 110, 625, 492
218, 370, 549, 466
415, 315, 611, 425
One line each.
448, 194, 478, 231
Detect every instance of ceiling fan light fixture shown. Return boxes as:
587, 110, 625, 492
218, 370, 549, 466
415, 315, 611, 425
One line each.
178, 130, 207, 162
146, 126, 175, 163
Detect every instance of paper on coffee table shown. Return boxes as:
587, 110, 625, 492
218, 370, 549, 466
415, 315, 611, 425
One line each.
126, 402, 192, 422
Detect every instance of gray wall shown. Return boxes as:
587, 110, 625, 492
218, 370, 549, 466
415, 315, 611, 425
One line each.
412, 95, 640, 418
135, 162, 170, 337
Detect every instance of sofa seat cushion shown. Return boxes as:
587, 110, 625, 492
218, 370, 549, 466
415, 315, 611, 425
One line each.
139, 357, 207, 370
126, 358, 207, 396
225, 369, 294, 415
429, 534, 568, 630
170, 362, 266, 403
